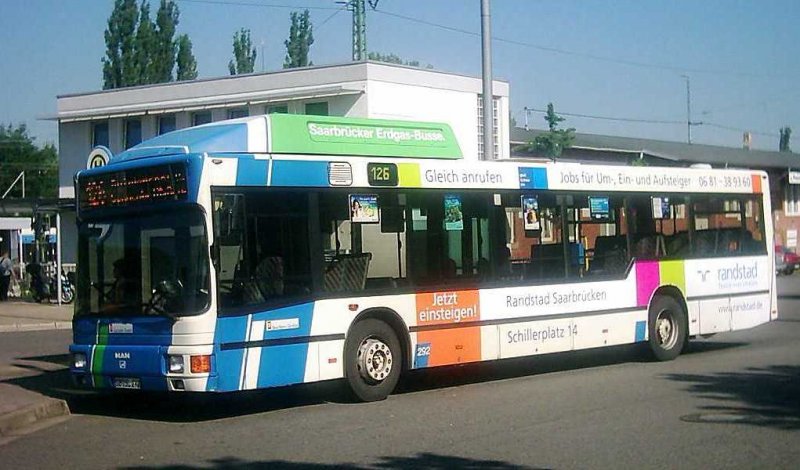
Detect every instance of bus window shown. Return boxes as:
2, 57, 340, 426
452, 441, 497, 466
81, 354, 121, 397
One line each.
405, 191, 491, 286
692, 195, 766, 257
213, 190, 312, 312
573, 195, 628, 277
318, 192, 407, 293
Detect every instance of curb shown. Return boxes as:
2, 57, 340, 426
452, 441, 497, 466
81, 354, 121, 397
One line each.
0, 398, 70, 439
0, 322, 72, 334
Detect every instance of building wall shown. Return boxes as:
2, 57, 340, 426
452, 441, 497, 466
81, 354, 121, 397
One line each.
58, 121, 90, 199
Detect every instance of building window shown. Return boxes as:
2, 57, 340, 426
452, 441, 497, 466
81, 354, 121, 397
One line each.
477, 95, 499, 160
228, 108, 249, 119
266, 104, 288, 114
193, 112, 212, 126
786, 183, 800, 216
92, 121, 109, 148
124, 118, 142, 149
158, 114, 176, 135
305, 102, 328, 116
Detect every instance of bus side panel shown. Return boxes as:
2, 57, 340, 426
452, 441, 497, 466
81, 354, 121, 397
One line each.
730, 292, 772, 331
213, 303, 316, 391
211, 315, 248, 392
684, 256, 772, 334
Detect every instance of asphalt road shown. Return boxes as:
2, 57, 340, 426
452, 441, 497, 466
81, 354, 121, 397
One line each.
1, 281, 799, 469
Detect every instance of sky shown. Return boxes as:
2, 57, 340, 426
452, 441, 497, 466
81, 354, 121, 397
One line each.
1, 0, 799, 152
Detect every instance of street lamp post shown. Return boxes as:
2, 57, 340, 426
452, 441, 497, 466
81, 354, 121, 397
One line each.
480, 0, 494, 160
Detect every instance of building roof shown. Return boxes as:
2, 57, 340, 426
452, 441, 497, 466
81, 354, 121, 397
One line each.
50, 61, 510, 122
511, 127, 798, 170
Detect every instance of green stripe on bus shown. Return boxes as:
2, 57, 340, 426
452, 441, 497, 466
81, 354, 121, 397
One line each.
398, 163, 421, 187
659, 260, 686, 295
92, 323, 109, 387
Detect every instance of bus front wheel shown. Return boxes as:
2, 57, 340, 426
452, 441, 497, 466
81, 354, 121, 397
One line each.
344, 319, 401, 402
647, 295, 687, 361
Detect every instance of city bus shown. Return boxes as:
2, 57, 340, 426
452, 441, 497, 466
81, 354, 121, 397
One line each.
70, 114, 776, 401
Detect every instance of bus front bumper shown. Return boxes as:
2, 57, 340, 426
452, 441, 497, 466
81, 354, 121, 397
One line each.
69, 344, 218, 392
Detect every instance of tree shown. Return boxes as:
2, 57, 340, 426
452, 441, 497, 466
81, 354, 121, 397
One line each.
0, 124, 58, 199
527, 103, 575, 160
176, 34, 198, 81
367, 51, 433, 69
229, 28, 257, 75
132, 0, 156, 85
102, 0, 139, 89
102, 0, 191, 88
151, 0, 180, 83
780, 127, 792, 152
284, 10, 314, 69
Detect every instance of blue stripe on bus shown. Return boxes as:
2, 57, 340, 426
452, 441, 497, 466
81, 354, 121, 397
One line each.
212, 315, 249, 392
252, 303, 314, 388
635, 320, 647, 342
270, 160, 329, 187
236, 157, 269, 185
518, 167, 548, 190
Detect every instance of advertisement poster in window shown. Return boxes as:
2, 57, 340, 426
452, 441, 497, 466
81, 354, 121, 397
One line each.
588, 196, 610, 220
444, 194, 463, 231
651, 196, 670, 219
521, 195, 540, 231
349, 194, 379, 223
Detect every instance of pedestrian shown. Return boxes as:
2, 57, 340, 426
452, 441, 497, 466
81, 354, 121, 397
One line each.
0, 250, 13, 301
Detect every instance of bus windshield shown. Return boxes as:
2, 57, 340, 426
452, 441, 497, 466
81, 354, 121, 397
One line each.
76, 208, 210, 317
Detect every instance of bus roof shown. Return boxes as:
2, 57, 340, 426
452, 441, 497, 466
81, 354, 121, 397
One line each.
113, 114, 463, 163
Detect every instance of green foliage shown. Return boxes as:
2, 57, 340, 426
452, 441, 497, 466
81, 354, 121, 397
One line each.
367, 51, 433, 69
176, 34, 198, 81
780, 126, 792, 152
229, 28, 257, 75
102, 0, 138, 89
102, 0, 191, 88
284, 10, 314, 69
133, 0, 156, 85
0, 124, 58, 199
151, 0, 180, 82
527, 103, 575, 159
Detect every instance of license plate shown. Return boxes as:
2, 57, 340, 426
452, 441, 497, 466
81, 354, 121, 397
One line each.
112, 377, 141, 390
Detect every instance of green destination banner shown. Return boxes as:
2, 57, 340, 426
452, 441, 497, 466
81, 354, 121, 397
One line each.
268, 114, 462, 159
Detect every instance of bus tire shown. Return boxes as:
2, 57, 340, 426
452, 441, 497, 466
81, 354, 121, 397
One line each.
344, 319, 401, 402
647, 295, 687, 361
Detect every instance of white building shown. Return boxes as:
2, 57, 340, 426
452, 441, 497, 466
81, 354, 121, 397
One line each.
51, 61, 510, 263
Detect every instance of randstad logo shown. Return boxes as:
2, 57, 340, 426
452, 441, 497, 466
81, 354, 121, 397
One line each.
697, 269, 711, 282
717, 263, 758, 282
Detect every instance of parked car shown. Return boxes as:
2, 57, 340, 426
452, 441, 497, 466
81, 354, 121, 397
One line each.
775, 245, 800, 275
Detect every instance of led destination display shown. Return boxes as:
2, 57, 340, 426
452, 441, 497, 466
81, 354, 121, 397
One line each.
78, 163, 188, 212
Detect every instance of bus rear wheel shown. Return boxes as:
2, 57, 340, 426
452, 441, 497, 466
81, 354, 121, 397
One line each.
345, 319, 401, 402
647, 295, 687, 361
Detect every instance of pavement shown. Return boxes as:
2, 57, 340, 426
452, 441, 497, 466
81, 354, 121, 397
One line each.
0, 300, 73, 333
0, 300, 73, 443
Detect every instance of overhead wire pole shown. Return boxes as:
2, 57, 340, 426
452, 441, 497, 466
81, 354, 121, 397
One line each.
480, 0, 494, 160
683, 75, 692, 143
338, 0, 377, 61
681, 75, 703, 144
353, 0, 365, 60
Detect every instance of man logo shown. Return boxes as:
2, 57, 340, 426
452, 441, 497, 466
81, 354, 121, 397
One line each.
697, 269, 711, 282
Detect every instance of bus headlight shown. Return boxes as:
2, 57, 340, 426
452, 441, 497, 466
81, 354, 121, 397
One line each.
73, 353, 87, 369
168, 355, 184, 373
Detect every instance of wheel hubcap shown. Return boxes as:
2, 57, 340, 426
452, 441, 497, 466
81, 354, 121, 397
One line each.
357, 338, 393, 383
655, 309, 678, 349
